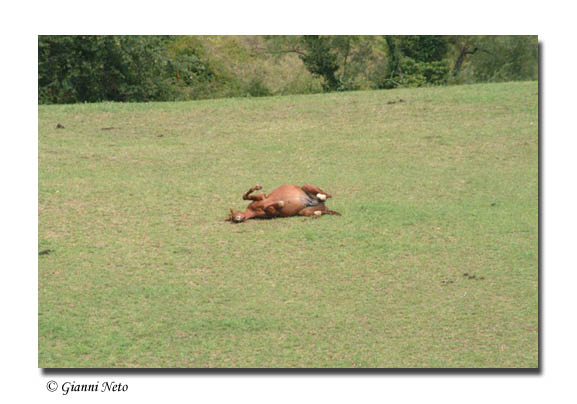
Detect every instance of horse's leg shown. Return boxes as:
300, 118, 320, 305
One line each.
243, 184, 266, 201
298, 205, 341, 217
301, 184, 332, 200
262, 200, 285, 215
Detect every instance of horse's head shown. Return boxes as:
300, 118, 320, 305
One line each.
227, 208, 247, 223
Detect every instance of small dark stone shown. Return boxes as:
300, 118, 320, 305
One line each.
56, 123, 64, 129
39, 249, 54, 256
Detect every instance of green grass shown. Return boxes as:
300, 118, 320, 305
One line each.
38, 81, 538, 368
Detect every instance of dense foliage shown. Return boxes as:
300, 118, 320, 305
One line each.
38, 35, 538, 104
38, 36, 179, 103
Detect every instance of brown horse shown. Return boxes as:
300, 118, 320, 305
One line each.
228, 184, 341, 223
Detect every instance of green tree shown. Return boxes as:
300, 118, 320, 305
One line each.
39, 36, 177, 104
266, 36, 383, 92
470, 36, 538, 82
399, 35, 449, 63
447, 35, 538, 83
381, 35, 451, 88
298, 35, 341, 91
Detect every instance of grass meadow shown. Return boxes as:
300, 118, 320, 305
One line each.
38, 81, 538, 368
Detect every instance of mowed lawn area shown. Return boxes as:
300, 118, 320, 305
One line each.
38, 81, 538, 368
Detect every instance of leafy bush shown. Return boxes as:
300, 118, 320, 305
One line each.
399, 58, 450, 87
380, 36, 451, 88
244, 76, 272, 97
399, 35, 450, 63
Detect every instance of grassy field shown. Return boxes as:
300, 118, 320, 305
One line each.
38, 81, 538, 368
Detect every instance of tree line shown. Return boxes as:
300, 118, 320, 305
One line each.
38, 35, 538, 104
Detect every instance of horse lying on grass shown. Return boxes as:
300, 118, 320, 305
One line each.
227, 184, 341, 223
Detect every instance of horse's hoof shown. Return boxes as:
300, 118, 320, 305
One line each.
314, 210, 322, 216
278, 200, 285, 208
316, 193, 327, 201
255, 184, 262, 190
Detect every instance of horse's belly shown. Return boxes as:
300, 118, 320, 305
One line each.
267, 185, 320, 216
277, 196, 309, 216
